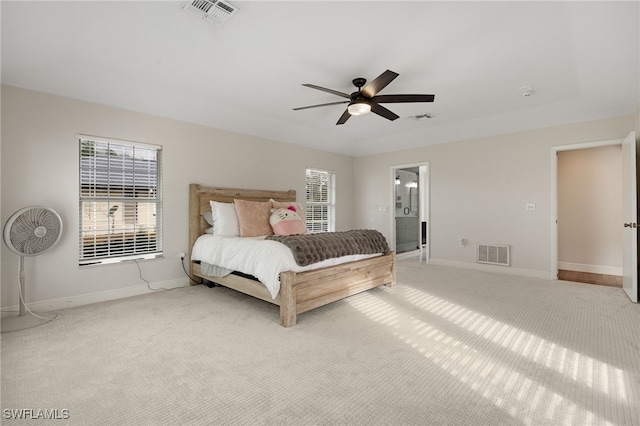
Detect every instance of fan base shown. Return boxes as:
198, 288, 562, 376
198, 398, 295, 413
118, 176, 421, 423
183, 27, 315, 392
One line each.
352, 77, 366, 88
1, 312, 56, 333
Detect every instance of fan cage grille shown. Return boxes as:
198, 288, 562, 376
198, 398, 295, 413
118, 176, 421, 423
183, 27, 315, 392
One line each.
4, 207, 62, 256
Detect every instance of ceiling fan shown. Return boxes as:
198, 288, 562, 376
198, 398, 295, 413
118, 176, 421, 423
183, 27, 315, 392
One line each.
293, 70, 435, 125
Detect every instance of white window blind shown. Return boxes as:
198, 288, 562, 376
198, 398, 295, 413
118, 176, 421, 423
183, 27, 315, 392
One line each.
305, 168, 335, 232
79, 136, 162, 265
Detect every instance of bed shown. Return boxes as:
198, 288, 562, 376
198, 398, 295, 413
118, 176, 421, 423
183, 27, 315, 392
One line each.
188, 184, 396, 327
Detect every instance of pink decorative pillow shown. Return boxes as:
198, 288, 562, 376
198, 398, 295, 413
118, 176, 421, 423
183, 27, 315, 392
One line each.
234, 199, 274, 237
269, 207, 307, 236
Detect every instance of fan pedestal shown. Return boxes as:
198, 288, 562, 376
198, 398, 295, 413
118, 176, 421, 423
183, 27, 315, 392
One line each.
1, 256, 56, 333
1, 313, 54, 333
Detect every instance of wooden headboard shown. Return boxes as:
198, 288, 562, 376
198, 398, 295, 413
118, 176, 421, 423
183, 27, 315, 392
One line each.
188, 184, 296, 270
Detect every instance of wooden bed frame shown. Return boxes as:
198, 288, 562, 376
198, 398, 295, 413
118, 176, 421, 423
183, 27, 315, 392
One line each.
189, 184, 396, 327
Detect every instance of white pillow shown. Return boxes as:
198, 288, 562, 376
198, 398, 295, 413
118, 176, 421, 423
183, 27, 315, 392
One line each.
209, 201, 240, 237
203, 211, 214, 226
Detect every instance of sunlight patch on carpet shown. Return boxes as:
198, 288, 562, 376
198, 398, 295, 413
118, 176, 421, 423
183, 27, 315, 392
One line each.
398, 285, 630, 403
345, 290, 623, 426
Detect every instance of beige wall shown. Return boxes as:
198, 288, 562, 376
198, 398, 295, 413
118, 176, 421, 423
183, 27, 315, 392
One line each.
557, 146, 622, 273
0, 85, 353, 308
2, 83, 636, 308
353, 115, 635, 276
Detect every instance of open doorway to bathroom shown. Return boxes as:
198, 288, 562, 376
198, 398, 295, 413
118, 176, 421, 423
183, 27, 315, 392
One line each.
391, 163, 429, 260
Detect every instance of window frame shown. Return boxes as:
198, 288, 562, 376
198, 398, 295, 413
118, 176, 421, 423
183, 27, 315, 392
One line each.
305, 168, 336, 233
78, 135, 163, 266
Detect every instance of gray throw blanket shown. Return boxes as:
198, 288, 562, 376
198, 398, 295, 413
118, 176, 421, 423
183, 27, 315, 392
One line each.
266, 229, 390, 267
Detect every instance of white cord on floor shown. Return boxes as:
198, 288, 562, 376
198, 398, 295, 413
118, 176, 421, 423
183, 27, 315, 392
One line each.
12, 259, 57, 323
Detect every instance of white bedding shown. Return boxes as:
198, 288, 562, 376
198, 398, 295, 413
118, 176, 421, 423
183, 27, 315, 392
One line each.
191, 235, 379, 299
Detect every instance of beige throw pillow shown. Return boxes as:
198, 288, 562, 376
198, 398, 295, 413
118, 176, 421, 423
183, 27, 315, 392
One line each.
234, 199, 274, 237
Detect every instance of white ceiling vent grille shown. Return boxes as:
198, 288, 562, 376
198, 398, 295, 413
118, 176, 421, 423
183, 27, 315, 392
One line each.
477, 244, 510, 266
183, 0, 239, 26
409, 113, 434, 121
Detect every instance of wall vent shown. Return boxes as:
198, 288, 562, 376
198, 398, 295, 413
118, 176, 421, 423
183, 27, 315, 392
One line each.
183, 0, 239, 26
477, 244, 510, 266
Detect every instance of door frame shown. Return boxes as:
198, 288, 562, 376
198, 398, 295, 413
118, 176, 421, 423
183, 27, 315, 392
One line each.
550, 138, 624, 279
390, 162, 430, 261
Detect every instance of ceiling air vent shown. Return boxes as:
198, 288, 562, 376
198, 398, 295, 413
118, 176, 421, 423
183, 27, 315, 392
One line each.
408, 113, 434, 121
183, 0, 239, 26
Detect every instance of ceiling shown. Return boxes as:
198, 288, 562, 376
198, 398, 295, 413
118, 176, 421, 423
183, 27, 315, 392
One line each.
2, 1, 638, 157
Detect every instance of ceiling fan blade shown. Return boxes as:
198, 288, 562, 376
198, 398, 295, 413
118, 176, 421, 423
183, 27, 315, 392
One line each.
293, 100, 349, 111
371, 103, 400, 121
336, 109, 352, 125
362, 70, 399, 98
302, 84, 351, 99
372, 94, 435, 103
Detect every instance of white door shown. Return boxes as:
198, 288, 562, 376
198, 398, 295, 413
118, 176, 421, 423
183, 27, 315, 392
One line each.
622, 131, 637, 302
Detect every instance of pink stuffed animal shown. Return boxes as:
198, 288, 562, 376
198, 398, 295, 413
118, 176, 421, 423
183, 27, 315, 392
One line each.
269, 206, 307, 235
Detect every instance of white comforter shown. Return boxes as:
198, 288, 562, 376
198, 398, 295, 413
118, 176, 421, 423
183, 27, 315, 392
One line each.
191, 235, 377, 299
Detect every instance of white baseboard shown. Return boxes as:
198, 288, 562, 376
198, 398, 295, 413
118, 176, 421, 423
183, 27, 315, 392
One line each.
1, 278, 189, 313
428, 259, 553, 280
5, 260, 616, 313
557, 262, 622, 276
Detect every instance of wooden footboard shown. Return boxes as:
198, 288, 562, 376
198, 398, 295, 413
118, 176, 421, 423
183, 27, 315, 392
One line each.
278, 251, 396, 327
192, 252, 395, 327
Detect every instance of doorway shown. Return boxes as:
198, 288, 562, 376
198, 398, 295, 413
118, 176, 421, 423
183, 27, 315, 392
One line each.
391, 163, 429, 261
552, 139, 625, 286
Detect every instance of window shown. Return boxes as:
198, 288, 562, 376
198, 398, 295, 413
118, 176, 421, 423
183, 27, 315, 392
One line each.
305, 168, 335, 232
79, 136, 162, 265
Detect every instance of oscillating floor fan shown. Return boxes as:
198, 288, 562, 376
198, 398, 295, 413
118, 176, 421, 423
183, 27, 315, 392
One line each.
2, 206, 63, 333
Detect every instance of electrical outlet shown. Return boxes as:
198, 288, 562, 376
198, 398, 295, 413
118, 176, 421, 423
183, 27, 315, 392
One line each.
177, 252, 186, 259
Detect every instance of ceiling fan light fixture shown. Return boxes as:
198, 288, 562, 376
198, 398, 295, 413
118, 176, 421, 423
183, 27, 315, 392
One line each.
348, 102, 371, 116
295, 70, 435, 125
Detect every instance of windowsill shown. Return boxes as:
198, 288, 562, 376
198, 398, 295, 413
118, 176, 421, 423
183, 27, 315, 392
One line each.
79, 253, 163, 268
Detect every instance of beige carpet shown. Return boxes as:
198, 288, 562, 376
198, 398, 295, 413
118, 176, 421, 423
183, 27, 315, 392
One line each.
2, 260, 639, 425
